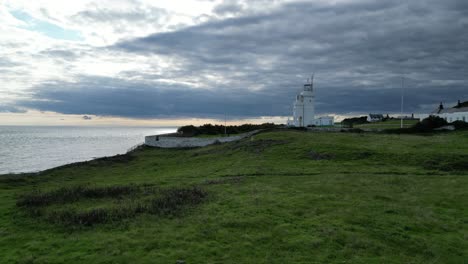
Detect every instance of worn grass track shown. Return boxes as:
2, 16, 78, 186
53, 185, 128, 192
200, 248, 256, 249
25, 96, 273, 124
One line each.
0, 130, 467, 263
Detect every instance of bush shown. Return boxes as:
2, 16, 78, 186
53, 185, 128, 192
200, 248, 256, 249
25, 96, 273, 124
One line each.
341, 116, 368, 128
177, 123, 282, 136
177, 125, 199, 136
451, 120, 468, 130
412, 116, 448, 132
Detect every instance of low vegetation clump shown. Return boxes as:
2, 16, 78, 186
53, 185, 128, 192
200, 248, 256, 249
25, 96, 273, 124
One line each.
308, 150, 334, 160
149, 187, 207, 216
340, 128, 364, 133
412, 115, 448, 132
17, 185, 142, 207
341, 116, 369, 127
203, 176, 244, 185
452, 120, 468, 130
177, 123, 281, 136
423, 155, 468, 172
16, 185, 207, 226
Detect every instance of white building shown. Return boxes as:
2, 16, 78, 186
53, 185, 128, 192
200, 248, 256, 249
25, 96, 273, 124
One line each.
367, 114, 384, 122
432, 101, 468, 123
314, 116, 334, 126
289, 76, 334, 127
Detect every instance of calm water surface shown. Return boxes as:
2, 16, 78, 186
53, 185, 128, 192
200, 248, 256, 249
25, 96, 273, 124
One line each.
0, 126, 176, 174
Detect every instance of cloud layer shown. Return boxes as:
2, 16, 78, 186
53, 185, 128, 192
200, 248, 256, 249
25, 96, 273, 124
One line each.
1, 0, 468, 120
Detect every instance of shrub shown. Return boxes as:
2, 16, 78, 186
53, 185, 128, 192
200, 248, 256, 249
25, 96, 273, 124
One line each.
341, 116, 368, 128
177, 125, 199, 136
177, 123, 282, 136
451, 120, 468, 130
413, 116, 448, 132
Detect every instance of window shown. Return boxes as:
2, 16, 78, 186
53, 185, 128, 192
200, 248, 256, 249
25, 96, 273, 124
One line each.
463, 116, 466, 122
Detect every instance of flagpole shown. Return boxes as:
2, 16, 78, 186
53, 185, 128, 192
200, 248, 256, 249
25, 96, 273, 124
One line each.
400, 77, 404, 129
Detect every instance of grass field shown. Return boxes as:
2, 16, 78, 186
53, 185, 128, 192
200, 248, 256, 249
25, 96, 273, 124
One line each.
355, 119, 419, 129
1, 130, 467, 263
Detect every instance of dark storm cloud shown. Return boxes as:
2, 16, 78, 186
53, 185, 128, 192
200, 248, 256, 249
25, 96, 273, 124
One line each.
17, 0, 468, 118
16, 76, 294, 119
114, 0, 468, 114
117, 0, 468, 75
15, 75, 467, 118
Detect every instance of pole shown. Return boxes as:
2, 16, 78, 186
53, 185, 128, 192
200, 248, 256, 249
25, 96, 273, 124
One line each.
224, 111, 227, 136
400, 77, 404, 129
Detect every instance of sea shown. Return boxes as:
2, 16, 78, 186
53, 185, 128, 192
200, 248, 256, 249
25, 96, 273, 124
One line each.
0, 126, 176, 175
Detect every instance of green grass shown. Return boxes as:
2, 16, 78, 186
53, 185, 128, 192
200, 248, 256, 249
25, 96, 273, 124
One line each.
1, 130, 467, 263
356, 119, 419, 129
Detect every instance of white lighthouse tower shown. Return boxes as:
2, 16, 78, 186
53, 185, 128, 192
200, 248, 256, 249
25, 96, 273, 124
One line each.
293, 75, 315, 127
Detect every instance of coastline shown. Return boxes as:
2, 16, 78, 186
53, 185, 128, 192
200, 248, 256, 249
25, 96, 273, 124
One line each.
0, 126, 176, 175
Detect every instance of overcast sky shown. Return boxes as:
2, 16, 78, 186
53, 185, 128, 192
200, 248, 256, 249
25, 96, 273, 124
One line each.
1, 0, 467, 125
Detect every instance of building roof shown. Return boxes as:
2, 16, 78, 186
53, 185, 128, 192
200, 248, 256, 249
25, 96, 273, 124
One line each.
369, 114, 384, 118
433, 100, 468, 114
454, 101, 468, 108
437, 106, 468, 114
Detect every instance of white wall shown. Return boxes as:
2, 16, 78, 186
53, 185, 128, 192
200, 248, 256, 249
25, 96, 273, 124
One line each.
314, 117, 334, 126
145, 130, 260, 148
427, 112, 468, 123
293, 90, 315, 127
437, 112, 468, 123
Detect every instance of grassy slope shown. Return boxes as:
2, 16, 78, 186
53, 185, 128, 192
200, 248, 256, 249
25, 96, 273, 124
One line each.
0, 130, 467, 263
356, 120, 419, 129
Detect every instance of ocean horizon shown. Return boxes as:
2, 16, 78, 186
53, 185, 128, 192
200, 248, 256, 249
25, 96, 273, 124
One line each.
0, 126, 176, 175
